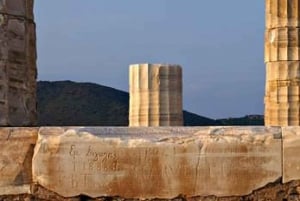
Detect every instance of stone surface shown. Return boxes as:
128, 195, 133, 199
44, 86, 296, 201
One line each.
266, 0, 300, 29
264, 0, 300, 126
33, 127, 282, 199
0, 127, 38, 195
266, 61, 300, 82
4, 180, 299, 201
282, 127, 300, 183
129, 64, 183, 127
0, 0, 34, 20
265, 28, 300, 62
0, 0, 37, 126
264, 62, 300, 125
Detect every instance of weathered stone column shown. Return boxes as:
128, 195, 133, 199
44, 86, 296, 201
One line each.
265, 0, 300, 126
129, 64, 183, 126
0, 0, 37, 126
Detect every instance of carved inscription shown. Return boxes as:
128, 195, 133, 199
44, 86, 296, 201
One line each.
68, 145, 118, 172
85, 146, 118, 171
32, 128, 282, 198
40, 137, 280, 197
57, 144, 121, 190
40, 142, 280, 194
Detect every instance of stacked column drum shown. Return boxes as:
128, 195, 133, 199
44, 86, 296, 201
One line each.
0, 0, 37, 126
129, 64, 183, 127
265, 0, 300, 126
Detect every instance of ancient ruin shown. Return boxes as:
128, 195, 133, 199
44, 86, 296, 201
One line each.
0, 0, 37, 126
2, 0, 300, 201
2, 126, 300, 200
129, 64, 183, 126
265, 0, 300, 126
32, 127, 282, 198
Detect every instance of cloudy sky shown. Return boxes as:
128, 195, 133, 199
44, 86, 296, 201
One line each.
34, 1, 265, 119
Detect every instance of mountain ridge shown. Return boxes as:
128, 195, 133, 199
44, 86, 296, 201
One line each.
37, 80, 264, 126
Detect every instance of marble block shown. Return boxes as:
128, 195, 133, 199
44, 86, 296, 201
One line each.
33, 127, 282, 199
282, 127, 300, 183
0, 127, 37, 195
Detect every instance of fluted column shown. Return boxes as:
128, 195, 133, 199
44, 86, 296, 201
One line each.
0, 0, 37, 126
265, 0, 300, 126
129, 64, 183, 127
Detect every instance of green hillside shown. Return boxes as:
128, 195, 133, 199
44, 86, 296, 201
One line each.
37, 81, 218, 126
217, 115, 264, 126
37, 81, 264, 126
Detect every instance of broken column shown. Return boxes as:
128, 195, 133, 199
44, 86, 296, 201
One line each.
129, 64, 183, 126
265, 0, 300, 126
0, 0, 37, 126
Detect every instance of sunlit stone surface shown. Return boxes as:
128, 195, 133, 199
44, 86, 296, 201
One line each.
0, 128, 37, 195
283, 127, 300, 183
265, 28, 300, 62
33, 127, 282, 198
265, 0, 300, 126
265, 61, 300, 126
266, 0, 300, 29
129, 64, 183, 127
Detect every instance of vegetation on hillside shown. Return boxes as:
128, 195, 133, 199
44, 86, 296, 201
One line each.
37, 81, 264, 126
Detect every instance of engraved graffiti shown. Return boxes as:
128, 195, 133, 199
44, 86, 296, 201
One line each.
86, 146, 118, 171
68, 145, 118, 173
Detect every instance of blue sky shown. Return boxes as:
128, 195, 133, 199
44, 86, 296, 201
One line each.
34, 1, 265, 119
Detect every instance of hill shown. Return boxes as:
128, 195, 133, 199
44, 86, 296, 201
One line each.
37, 81, 218, 126
217, 115, 264, 126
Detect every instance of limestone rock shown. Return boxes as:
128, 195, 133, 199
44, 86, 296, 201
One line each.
7, 180, 300, 201
0, 127, 38, 195
282, 127, 300, 183
33, 127, 282, 199
129, 64, 183, 127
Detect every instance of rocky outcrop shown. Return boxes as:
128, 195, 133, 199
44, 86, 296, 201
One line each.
2, 180, 300, 201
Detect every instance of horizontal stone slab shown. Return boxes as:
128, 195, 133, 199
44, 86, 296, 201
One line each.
0, 127, 38, 195
283, 127, 300, 183
33, 127, 282, 199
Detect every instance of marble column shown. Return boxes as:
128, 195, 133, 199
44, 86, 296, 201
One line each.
0, 0, 37, 126
129, 64, 183, 126
265, 0, 300, 126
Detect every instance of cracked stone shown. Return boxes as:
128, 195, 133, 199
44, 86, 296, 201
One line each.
0, 127, 38, 195
33, 127, 282, 199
